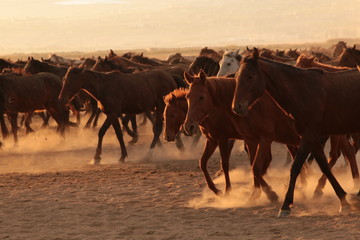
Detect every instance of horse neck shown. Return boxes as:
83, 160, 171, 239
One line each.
80, 71, 102, 100
206, 78, 235, 110
258, 59, 308, 115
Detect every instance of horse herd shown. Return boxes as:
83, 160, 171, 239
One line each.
1, 41, 360, 217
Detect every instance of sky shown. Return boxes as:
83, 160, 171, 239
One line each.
1, 0, 360, 54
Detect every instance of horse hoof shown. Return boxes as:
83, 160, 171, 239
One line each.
278, 209, 291, 218
215, 190, 223, 197
339, 203, 352, 213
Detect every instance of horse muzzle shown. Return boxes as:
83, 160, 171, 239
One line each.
232, 102, 249, 116
164, 133, 176, 142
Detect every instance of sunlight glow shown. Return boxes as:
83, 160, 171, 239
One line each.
55, 0, 127, 5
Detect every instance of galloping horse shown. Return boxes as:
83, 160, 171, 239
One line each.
232, 48, 360, 217
182, 71, 301, 201
59, 67, 181, 163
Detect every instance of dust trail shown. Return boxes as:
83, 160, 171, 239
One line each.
188, 142, 360, 216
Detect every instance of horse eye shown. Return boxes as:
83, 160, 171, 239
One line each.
171, 114, 175, 118
248, 76, 253, 80
227, 63, 231, 66
199, 96, 204, 100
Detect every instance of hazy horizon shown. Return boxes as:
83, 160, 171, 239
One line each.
2, 0, 360, 55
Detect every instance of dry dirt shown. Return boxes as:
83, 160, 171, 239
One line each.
0, 114, 359, 240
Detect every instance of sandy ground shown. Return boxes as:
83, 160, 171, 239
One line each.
0, 114, 360, 240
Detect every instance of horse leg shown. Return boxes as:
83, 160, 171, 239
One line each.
111, 118, 127, 162
38, 111, 50, 128
218, 139, 233, 194
9, 112, 18, 144
339, 135, 359, 190
94, 114, 116, 164
139, 112, 148, 126
0, 113, 9, 139
200, 139, 220, 195
145, 110, 155, 126
253, 139, 278, 203
286, 144, 308, 187
93, 107, 101, 128
351, 132, 360, 154
314, 135, 342, 196
24, 112, 34, 134
279, 133, 348, 217
215, 139, 235, 177
245, 139, 262, 202
190, 127, 202, 149
128, 114, 139, 144
150, 104, 165, 149
175, 134, 185, 150
85, 100, 97, 128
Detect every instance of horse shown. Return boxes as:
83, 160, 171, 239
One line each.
0, 72, 69, 143
23, 57, 82, 125
130, 53, 164, 67
285, 48, 300, 59
217, 49, 242, 77
182, 70, 302, 201
333, 41, 347, 58
232, 48, 360, 217
188, 56, 219, 76
339, 45, 360, 68
92, 57, 136, 74
46, 54, 84, 66
296, 54, 352, 72
199, 47, 223, 62
310, 51, 332, 63
78, 57, 96, 69
163, 89, 202, 150
166, 53, 192, 65
59, 67, 182, 163
0, 59, 20, 72
107, 50, 152, 70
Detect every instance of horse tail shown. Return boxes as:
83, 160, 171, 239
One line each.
172, 74, 188, 89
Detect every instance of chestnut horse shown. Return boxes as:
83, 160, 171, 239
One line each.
232, 48, 360, 217
182, 71, 301, 202
188, 56, 219, 76
59, 67, 181, 163
339, 45, 360, 67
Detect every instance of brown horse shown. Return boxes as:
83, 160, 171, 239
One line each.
182, 71, 301, 202
333, 41, 347, 58
285, 49, 300, 59
0, 72, 69, 142
92, 56, 136, 74
339, 45, 360, 67
188, 56, 219, 76
59, 67, 181, 163
199, 47, 223, 62
296, 54, 351, 72
130, 53, 164, 67
295, 54, 360, 195
232, 48, 360, 217
107, 50, 152, 70
78, 57, 96, 69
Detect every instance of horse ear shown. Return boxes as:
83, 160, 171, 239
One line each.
199, 70, 206, 83
27, 56, 30, 61
253, 48, 259, 61
353, 45, 356, 50
104, 56, 108, 61
235, 49, 240, 55
246, 46, 250, 51
184, 71, 194, 84
140, 52, 143, 57
41, 57, 44, 61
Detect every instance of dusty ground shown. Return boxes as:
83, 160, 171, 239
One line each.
0, 115, 360, 240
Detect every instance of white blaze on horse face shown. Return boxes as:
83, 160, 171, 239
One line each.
217, 50, 241, 77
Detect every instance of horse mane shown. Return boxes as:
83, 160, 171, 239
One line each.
244, 55, 325, 74
164, 88, 188, 105
204, 77, 236, 107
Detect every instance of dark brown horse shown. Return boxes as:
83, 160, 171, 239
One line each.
92, 57, 136, 74
107, 50, 152, 70
78, 57, 96, 69
182, 71, 301, 201
130, 53, 164, 67
0, 72, 69, 142
188, 56, 219, 76
59, 67, 181, 163
199, 47, 223, 62
0, 59, 20, 72
285, 48, 300, 59
339, 45, 360, 67
232, 48, 360, 217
